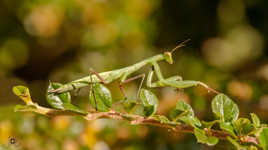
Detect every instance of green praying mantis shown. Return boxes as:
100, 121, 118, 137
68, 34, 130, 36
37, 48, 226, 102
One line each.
13, 40, 219, 116
49, 39, 218, 100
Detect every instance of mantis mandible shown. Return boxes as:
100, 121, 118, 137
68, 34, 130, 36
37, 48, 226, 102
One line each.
49, 39, 218, 97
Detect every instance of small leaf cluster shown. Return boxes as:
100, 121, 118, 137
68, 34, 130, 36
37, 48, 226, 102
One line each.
209, 94, 267, 149
47, 82, 87, 115
13, 83, 268, 149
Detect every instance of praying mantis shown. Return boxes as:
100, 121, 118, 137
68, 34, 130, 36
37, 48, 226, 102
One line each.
49, 39, 218, 99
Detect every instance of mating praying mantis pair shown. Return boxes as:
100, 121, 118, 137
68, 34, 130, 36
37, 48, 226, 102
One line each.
49, 40, 218, 106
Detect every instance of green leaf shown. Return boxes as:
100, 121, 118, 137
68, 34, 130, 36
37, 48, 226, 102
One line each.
194, 128, 219, 146
259, 128, 268, 150
220, 122, 236, 137
172, 100, 201, 127
123, 99, 138, 113
227, 137, 247, 150
62, 103, 88, 115
47, 82, 87, 115
211, 94, 239, 122
13, 85, 33, 105
130, 104, 145, 116
202, 120, 219, 130
14, 104, 37, 112
233, 118, 254, 136
169, 109, 181, 120
89, 83, 112, 112
152, 115, 170, 124
250, 113, 260, 128
249, 145, 258, 150
139, 89, 158, 117
180, 116, 201, 127
143, 106, 156, 117
47, 82, 71, 109
176, 100, 194, 116
123, 99, 145, 116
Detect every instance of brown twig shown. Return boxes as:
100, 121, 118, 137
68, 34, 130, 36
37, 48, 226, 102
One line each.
17, 104, 259, 145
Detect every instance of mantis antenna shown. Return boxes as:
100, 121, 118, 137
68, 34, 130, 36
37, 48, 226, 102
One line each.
170, 39, 191, 54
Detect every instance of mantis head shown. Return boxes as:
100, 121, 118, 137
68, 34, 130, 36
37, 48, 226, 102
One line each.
163, 39, 190, 64
163, 52, 173, 64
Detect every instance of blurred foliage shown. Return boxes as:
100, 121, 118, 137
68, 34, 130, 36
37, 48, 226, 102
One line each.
0, 0, 268, 149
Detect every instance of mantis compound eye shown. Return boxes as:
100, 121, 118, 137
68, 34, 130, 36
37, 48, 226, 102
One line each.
163, 52, 173, 64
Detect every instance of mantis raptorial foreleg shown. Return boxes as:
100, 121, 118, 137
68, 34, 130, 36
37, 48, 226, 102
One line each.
89, 70, 98, 111
146, 69, 182, 88
151, 61, 164, 81
146, 64, 219, 94
151, 61, 182, 81
146, 66, 169, 88
119, 74, 145, 100
146, 62, 183, 88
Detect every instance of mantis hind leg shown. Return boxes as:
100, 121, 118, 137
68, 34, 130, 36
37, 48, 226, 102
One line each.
89, 70, 98, 111
89, 68, 108, 84
88, 68, 109, 111
119, 83, 127, 100
119, 73, 145, 100
147, 62, 182, 87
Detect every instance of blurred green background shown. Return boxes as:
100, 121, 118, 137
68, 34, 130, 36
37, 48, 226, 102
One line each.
0, 0, 268, 149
